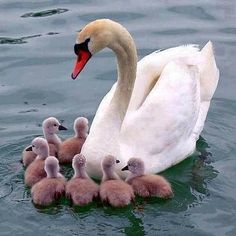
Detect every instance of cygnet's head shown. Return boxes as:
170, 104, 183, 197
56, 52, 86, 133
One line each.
44, 156, 60, 178
122, 158, 145, 176
74, 117, 89, 138
42, 117, 67, 135
72, 153, 86, 170
102, 155, 120, 172
26, 137, 49, 158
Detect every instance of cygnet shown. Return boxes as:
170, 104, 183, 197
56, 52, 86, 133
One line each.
22, 117, 67, 167
122, 157, 173, 198
31, 156, 66, 206
58, 117, 88, 164
66, 154, 99, 205
100, 155, 134, 207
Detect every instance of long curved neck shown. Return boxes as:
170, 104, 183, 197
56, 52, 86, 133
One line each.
108, 25, 137, 120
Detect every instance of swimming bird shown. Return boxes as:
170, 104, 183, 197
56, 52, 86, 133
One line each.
58, 117, 88, 164
31, 156, 66, 206
22, 117, 67, 167
22, 145, 37, 168
122, 158, 173, 198
42, 117, 67, 157
70, 19, 219, 179
99, 155, 134, 207
24, 137, 49, 187
66, 154, 99, 205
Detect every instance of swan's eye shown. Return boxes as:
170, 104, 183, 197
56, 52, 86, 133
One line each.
32, 145, 35, 147
54, 124, 58, 127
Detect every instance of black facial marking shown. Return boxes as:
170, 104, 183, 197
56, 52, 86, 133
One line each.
74, 38, 90, 55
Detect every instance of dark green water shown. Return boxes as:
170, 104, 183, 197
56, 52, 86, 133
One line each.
0, 1, 236, 235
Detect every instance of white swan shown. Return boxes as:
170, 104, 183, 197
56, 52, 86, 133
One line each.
71, 19, 219, 179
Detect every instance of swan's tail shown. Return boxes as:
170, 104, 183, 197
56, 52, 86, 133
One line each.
192, 41, 219, 140
199, 41, 219, 102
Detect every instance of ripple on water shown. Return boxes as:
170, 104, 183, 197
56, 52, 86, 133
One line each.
219, 27, 236, 34
21, 8, 69, 18
0, 88, 64, 105
153, 28, 198, 36
18, 109, 39, 114
79, 12, 145, 22
0, 35, 41, 45
168, 5, 216, 21
0, 165, 13, 199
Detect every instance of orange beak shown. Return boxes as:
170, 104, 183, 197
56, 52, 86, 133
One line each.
71, 49, 91, 80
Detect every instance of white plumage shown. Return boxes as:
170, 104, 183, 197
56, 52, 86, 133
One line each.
74, 19, 219, 179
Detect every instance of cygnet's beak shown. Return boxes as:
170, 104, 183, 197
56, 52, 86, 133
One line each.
121, 165, 129, 171
25, 146, 33, 151
59, 125, 67, 131
116, 160, 120, 164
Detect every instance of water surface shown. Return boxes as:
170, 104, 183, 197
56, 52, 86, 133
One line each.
0, 0, 236, 235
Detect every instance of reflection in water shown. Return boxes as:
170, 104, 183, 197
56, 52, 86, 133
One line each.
0, 135, 218, 215
124, 211, 144, 236
45, 136, 217, 235
159, 136, 218, 212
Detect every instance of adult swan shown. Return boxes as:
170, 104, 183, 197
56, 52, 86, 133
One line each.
71, 19, 219, 179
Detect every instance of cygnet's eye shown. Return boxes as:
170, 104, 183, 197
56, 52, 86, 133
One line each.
32, 145, 35, 148
54, 124, 58, 127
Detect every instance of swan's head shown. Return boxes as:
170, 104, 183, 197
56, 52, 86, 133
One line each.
74, 117, 89, 138
42, 117, 67, 135
44, 156, 60, 178
26, 137, 49, 158
71, 19, 122, 79
122, 157, 145, 176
